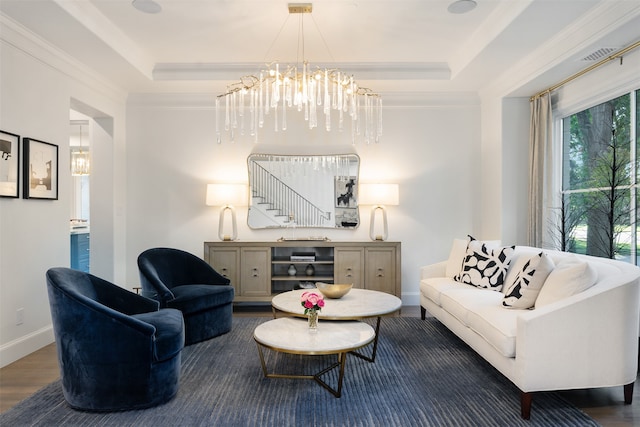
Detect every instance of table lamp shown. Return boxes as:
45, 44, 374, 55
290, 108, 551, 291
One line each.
206, 183, 247, 241
359, 183, 399, 241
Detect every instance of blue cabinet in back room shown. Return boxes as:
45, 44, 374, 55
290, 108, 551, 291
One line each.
70, 232, 90, 272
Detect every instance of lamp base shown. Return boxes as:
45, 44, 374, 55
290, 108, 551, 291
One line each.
369, 205, 389, 241
218, 205, 238, 241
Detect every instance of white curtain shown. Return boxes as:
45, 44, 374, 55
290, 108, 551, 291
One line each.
528, 93, 553, 247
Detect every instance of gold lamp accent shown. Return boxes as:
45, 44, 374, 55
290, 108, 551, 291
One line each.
71, 124, 90, 176
206, 183, 248, 241
215, 3, 382, 144
359, 183, 399, 241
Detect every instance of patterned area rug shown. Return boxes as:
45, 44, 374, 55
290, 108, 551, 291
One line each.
1, 317, 599, 426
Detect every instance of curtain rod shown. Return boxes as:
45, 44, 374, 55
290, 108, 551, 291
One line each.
530, 39, 640, 102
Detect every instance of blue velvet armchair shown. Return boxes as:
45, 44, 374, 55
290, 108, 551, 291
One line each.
137, 247, 235, 345
45, 267, 184, 412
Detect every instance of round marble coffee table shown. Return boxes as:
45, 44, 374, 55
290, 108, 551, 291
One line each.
271, 288, 401, 362
272, 288, 401, 319
253, 317, 375, 397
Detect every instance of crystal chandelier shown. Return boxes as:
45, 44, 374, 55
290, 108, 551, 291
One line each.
216, 3, 382, 145
71, 124, 90, 176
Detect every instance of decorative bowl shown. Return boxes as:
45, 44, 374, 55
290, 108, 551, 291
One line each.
316, 282, 353, 299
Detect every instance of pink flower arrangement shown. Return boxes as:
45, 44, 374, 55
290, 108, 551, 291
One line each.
300, 291, 325, 314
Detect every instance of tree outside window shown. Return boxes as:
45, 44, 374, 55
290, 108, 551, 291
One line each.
560, 90, 638, 263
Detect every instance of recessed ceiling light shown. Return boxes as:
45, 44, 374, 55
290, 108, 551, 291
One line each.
132, 0, 162, 14
448, 0, 477, 14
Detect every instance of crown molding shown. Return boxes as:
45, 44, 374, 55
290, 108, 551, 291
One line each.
52, 0, 155, 80
152, 62, 451, 81
0, 13, 127, 103
479, 1, 640, 99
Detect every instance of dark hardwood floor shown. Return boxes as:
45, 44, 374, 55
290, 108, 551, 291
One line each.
1, 305, 638, 426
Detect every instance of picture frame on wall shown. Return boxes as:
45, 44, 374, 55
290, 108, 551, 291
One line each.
335, 176, 357, 208
0, 130, 20, 198
23, 138, 58, 200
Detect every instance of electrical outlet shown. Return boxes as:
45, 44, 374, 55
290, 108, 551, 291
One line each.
16, 308, 24, 325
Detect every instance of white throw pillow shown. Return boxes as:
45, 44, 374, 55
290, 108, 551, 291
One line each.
502, 252, 554, 309
445, 238, 468, 277
535, 256, 597, 308
454, 240, 515, 291
445, 236, 502, 278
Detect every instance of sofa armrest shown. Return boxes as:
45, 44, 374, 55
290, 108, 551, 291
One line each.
515, 278, 640, 392
420, 261, 447, 280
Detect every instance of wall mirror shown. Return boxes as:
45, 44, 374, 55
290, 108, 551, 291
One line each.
247, 153, 360, 229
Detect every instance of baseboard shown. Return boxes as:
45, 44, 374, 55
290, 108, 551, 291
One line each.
401, 292, 420, 306
0, 325, 55, 368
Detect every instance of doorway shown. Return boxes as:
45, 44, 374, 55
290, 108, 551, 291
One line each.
69, 101, 115, 281
69, 115, 91, 272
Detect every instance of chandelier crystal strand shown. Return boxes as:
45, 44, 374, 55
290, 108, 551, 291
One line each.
239, 89, 245, 136
377, 97, 383, 143
249, 89, 256, 137
259, 72, 264, 128
224, 94, 230, 131
282, 81, 287, 131
324, 71, 331, 131
231, 91, 237, 130
215, 97, 221, 144
309, 77, 317, 129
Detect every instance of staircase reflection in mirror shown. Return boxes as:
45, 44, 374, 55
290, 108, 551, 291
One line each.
247, 153, 360, 229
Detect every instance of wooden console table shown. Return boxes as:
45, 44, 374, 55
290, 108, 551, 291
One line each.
204, 241, 401, 302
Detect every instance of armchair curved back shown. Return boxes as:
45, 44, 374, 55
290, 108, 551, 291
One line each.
138, 247, 230, 305
46, 267, 184, 411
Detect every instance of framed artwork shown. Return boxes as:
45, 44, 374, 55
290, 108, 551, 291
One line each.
0, 130, 20, 198
23, 138, 58, 200
335, 176, 357, 208
334, 176, 359, 228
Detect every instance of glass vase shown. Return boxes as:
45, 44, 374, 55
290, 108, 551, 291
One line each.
307, 310, 318, 332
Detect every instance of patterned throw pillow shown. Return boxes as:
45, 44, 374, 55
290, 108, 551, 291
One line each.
446, 235, 502, 278
454, 240, 515, 291
502, 252, 554, 309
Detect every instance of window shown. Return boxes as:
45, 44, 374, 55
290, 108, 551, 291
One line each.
560, 90, 639, 263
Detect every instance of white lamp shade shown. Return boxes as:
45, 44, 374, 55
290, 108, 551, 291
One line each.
206, 183, 247, 207
358, 183, 399, 206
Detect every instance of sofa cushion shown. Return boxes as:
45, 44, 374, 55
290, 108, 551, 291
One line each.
502, 252, 554, 309
439, 287, 519, 357
535, 256, 597, 308
454, 240, 515, 291
420, 277, 470, 307
465, 303, 521, 358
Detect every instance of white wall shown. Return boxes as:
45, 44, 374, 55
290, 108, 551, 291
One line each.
0, 20, 127, 366
501, 97, 531, 245
125, 94, 482, 304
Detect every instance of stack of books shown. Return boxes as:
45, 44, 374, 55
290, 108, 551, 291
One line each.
290, 252, 316, 262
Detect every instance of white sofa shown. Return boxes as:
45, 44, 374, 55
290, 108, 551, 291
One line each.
420, 239, 640, 419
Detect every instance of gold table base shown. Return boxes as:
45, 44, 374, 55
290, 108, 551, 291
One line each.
255, 343, 349, 397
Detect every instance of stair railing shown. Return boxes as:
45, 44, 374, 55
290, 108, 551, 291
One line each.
249, 160, 331, 227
